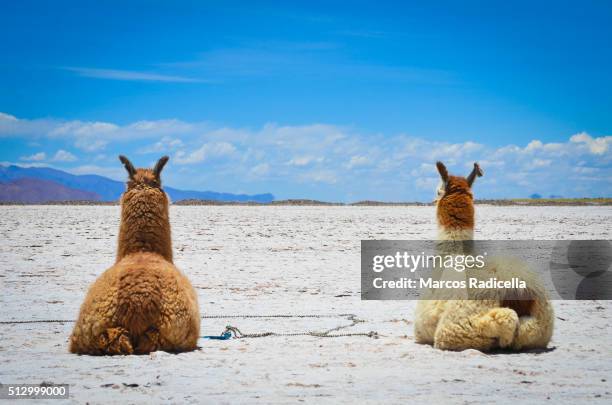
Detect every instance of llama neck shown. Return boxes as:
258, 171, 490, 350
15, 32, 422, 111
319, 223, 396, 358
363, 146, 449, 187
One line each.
434, 202, 475, 300
433, 195, 476, 300
116, 191, 173, 263
436, 198, 475, 259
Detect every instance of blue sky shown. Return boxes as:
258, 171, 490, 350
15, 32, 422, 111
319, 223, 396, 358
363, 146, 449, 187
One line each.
1, 0, 611, 201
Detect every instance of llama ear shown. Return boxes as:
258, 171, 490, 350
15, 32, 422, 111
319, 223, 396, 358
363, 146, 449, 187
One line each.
153, 156, 169, 180
466, 162, 483, 187
118, 155, 136, 179
436, 161, 449, 183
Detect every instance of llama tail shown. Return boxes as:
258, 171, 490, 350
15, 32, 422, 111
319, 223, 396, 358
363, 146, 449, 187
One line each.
96, 327, 134, 355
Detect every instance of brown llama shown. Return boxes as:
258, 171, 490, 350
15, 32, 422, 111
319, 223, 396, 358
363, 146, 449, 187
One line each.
69, 155, 200, 355
414, 161, 553, 351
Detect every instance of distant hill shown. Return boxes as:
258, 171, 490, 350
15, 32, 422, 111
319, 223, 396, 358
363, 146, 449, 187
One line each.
0, 165, 274, 203
0, 178, 101, 203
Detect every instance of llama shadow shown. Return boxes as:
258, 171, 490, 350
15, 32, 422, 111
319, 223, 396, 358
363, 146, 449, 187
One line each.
486, 346, 557, 356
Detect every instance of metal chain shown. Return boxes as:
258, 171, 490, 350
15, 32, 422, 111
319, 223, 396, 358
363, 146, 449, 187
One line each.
0, 319, 73, 324
223, 326, 379, 339
222, 314, 380, 339
0, 313, 358, 324
199, 313, 358, 319
0, 313, 380, 339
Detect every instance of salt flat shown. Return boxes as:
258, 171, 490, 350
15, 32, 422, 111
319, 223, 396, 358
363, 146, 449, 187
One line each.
0, 206, 611, 404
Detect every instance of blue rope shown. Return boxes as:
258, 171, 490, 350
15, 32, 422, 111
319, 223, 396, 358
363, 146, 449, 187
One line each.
202, 330, 232, 340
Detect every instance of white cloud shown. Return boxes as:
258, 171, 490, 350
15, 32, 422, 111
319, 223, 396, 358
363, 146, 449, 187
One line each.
570, 132, 612, 155
0, 112, 17, 121
0, 113, 200, 151
52, 149, 77, 162
174, 142, 236, 164
300, 170, 337, 184
287, 156, 321, 166
50, 121, 119, 137
20, 152, 46, 161
128, 119, 194, 134
428, 141, 483, 160
63, 67, 205, 83
527, 158, 552, 169
75, 138, 108, 152
573, 166, 599, 174
250, 163, 270, 177
49, 120, 117, 151
410, 163, 436, 176
139, 136, 184, 154
525, 140, 543, 152
415, 177, 439, 190
524, 139, 565, 155
346, 155, 371, 169
0, 161, 50, 168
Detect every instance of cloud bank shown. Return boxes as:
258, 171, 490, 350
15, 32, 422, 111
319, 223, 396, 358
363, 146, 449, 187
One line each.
1, 112, 610, 201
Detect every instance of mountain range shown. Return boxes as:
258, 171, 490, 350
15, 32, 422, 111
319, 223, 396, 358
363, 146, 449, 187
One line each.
0, 165, 274, 203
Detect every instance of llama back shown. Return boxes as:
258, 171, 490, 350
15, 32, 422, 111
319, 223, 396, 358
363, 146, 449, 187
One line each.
114, 255, 164, 336
467, 255, 550, 303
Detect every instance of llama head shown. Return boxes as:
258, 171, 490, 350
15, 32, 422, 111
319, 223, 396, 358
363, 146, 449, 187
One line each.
434, 161, 483, 203
119, 155, 169, 191
434, 161, 483, 234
